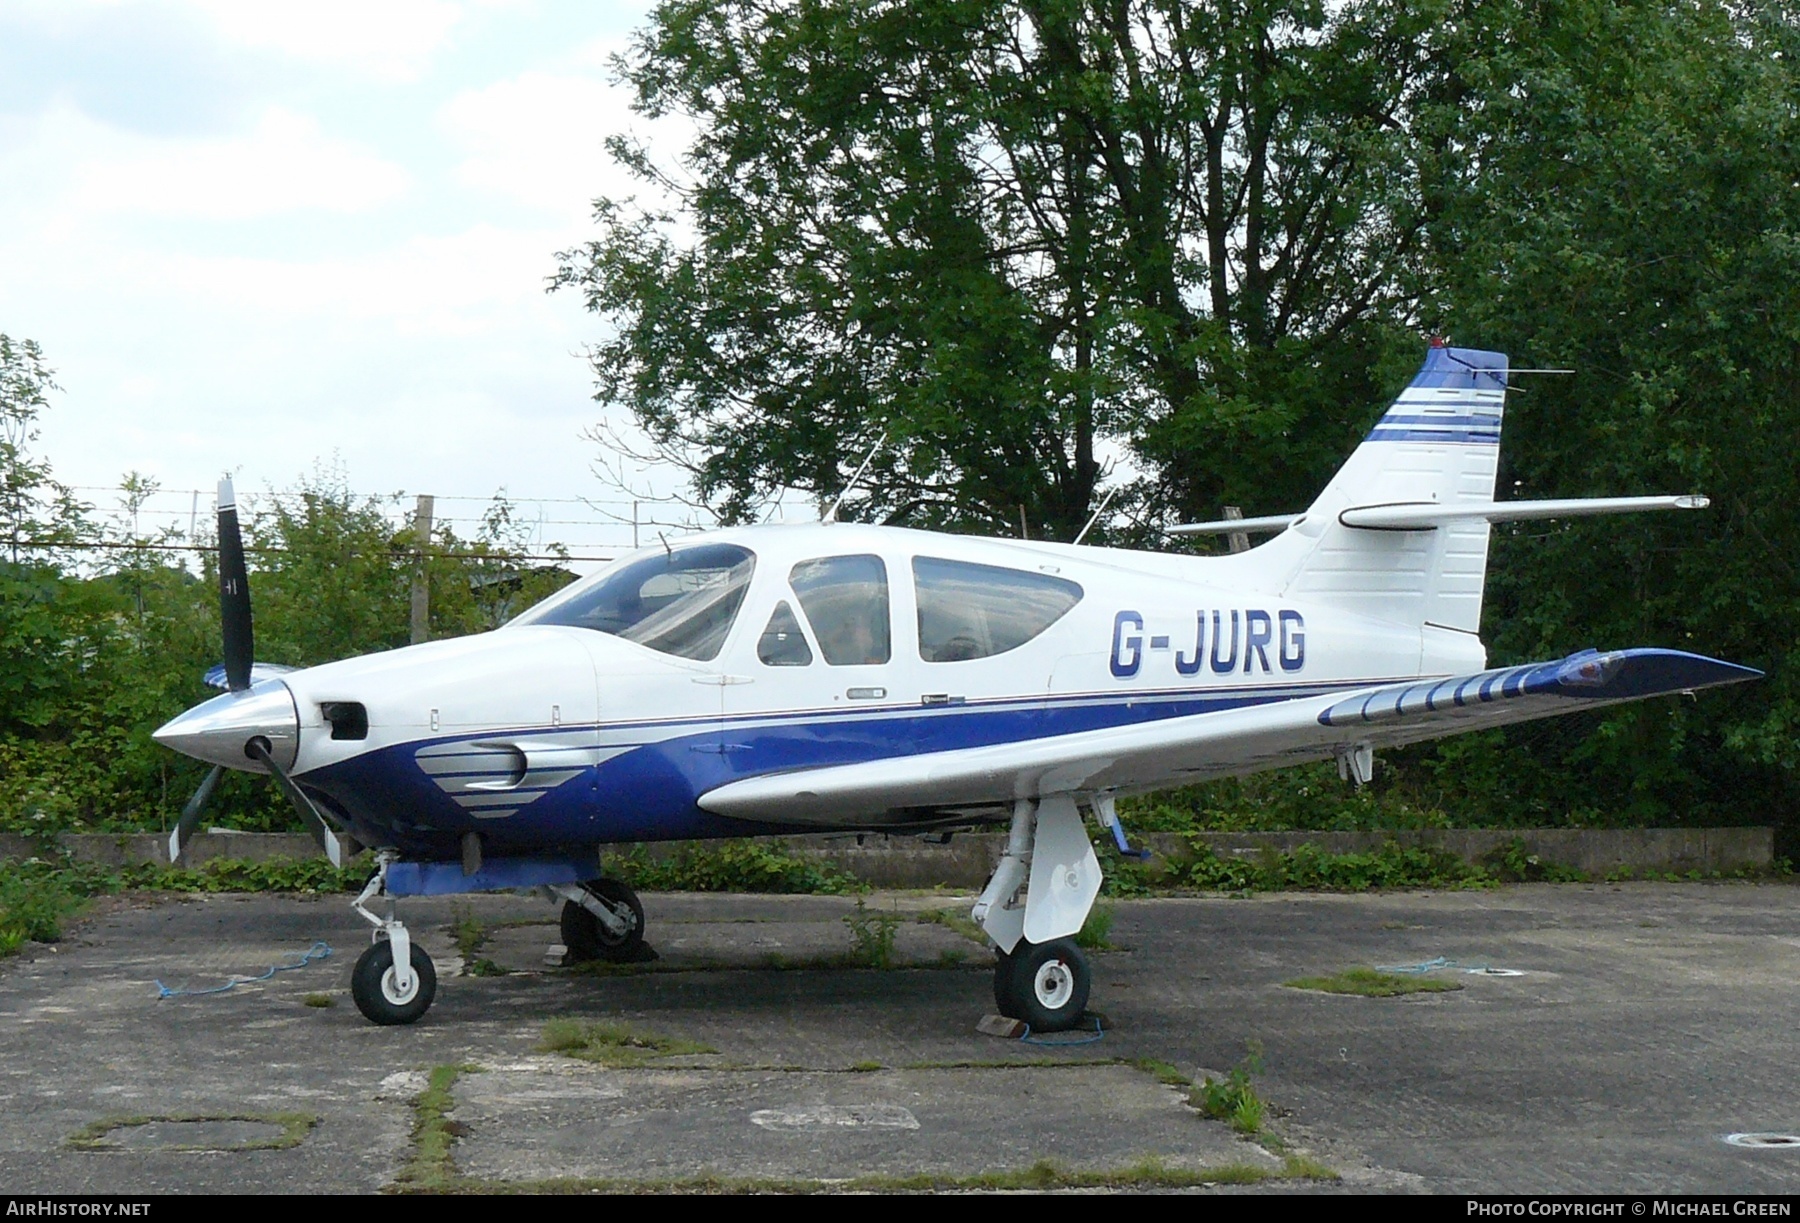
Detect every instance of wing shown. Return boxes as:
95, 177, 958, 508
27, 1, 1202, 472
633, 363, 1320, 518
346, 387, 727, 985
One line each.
697, 648, 1759, 826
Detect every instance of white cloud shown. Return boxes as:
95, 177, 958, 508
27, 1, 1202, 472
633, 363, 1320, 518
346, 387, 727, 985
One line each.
438, 69, 641, 218
67, 106, 410, 219
183, 0, 475, 82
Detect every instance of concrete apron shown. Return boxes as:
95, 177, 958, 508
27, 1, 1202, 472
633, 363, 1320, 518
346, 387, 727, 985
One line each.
4, 883, 1800, 1193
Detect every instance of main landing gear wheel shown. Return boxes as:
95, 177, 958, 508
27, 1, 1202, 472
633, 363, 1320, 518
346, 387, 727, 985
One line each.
351, 939, 437, 1026
560, 877, 646, 962
993, 938, 1090, 1032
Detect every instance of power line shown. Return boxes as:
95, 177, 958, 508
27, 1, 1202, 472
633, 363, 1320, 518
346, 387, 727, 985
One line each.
64, 486, 698, 508
9, 539, 615, 564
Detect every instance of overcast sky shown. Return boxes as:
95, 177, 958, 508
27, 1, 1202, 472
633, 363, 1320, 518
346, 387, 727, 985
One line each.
0, 0, 698, 563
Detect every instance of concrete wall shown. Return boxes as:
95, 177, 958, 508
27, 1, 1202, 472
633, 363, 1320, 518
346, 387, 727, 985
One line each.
0, 831, 320, 868
775, 827, 1774, 888
3, 826, 1770, 889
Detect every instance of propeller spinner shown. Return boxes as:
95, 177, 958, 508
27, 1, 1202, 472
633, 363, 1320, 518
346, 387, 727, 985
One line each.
156, 478, 349, 867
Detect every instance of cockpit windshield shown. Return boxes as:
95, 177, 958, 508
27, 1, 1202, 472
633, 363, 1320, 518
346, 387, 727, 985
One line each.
510, 543, 755, 662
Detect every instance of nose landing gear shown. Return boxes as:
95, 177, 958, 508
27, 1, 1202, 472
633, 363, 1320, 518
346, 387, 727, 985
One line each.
350, 854, 438, 1025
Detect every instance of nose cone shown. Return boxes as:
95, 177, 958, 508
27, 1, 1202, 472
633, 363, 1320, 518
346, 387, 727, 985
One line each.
153, 679, 300, 773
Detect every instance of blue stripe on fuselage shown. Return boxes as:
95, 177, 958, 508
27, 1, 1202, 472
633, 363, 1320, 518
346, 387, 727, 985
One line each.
299, 676, 1405, 856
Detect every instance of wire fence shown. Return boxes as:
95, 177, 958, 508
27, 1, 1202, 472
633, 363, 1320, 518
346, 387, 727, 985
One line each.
23, 484, 735, 571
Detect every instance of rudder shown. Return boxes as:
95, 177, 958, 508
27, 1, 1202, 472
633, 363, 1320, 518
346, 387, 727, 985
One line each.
1277, 341, 1509, 636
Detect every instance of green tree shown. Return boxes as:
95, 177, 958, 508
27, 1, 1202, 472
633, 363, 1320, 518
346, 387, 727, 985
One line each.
1411, 0, 1800, 829
558, 0, 1488, 538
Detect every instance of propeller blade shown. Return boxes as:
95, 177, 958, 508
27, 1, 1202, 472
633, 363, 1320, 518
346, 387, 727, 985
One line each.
167, 764, 224, 866
217, 477, 255, 692
245, 739, 348, 868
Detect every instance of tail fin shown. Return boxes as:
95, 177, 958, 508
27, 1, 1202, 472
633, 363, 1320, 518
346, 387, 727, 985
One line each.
1278, 341, 1509, 636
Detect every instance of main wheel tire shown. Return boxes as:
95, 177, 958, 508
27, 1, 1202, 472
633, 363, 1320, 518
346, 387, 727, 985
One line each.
351, 939, 436, 1026
1000, 938, 1090, 1032
993, 948, 1023, 1017
560, 878, 646, 963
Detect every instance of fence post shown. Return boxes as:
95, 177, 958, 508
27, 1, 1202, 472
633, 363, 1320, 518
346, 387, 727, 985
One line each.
410, 494, 434, 644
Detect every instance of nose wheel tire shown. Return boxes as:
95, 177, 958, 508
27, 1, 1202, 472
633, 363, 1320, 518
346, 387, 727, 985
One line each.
560, 877, 646, 962
993, 937, 1090, 1032
351, 940, 437, 1025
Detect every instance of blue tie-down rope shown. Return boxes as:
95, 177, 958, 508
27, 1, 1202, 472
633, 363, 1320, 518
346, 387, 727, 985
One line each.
155, 941, 333, 999
1377, 956, 1522, 977
1021, 1016, 1106, 1046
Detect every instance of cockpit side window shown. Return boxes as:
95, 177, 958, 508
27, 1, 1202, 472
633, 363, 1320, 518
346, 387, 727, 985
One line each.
913, 557, 1083, 662
757, 600, 813, 667
509, 543, 755, 662
789, 554, 891, 666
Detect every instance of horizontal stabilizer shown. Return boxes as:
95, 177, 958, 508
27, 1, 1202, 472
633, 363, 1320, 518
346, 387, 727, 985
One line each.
1169, 495, 1706, 538
1168, 513, 1303, 537
697, 648, 1759, 825
1338, 495, 1707, 531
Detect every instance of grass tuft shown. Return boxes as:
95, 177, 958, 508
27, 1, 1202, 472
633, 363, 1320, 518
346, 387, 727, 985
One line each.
393, 1064, 479, 1191
1128, 1057, 1193, 1088
915, 906, 986, 945
537, 1020, 717, 1067
68, 1112, 317, 1152
1284, 966, 1464, 997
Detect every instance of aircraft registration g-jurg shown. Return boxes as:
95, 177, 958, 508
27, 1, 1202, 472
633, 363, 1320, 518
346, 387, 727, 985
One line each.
153, 340, 1759, 1029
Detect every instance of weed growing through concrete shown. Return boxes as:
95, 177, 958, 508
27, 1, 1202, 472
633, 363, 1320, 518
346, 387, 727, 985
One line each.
68, 1112, 317, 1152
1284, 966, 1464, 997
423, 1154, 1335, 1194
1191, 1042, 1268, 1135
383, 1057, 1338, 1192
302, 992, 334, 1008
1128, 1058, 1193, 1088
394, 1065, 478, 1191
449, 905, 486, 960
844, 899, 901, 968
537, 1020, 717, 1067
915, 906, 986, 945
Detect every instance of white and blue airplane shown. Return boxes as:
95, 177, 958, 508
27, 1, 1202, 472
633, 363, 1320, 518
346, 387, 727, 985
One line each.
153, 341, 1759, 1028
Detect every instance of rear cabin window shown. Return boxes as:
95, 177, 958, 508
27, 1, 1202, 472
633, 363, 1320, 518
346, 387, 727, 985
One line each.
789, 554, 891, 666
913, 557, 1083, 662
510, 543, 755, 662
757, 600, 813, 667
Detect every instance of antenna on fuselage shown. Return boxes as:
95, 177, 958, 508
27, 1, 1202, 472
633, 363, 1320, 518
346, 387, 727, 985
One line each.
822, 430, 888, 524
1072, 485, 1119, 546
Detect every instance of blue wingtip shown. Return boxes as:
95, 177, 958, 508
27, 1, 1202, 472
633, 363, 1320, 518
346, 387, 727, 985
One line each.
1553, 648, 1762, 699
202, 664, 229, 690
1318, 647, 1761, 728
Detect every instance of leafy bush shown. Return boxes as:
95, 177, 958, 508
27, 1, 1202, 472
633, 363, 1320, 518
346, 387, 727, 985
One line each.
601, 840, 860, 894
1100, 839, 1495, 897
0, 859, 80, 952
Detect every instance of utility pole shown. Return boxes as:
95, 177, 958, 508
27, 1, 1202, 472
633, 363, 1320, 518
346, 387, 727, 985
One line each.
1222, 505, 1250, 554
410, 494, 434, 644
